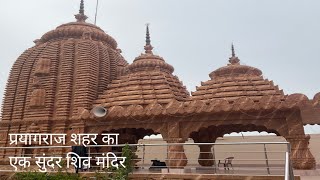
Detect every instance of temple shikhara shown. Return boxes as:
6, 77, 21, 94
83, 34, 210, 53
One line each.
0, 0, 319, 171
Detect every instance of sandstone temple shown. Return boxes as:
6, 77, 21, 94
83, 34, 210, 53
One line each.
0, 0, 319, 170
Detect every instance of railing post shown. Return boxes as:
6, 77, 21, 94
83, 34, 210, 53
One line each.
212, 144, 217, 174
166, 144, 169, 172
285, 143, 294, 180
88, 146, 90, 172
263, 144, 270, 174
288, 143, 294, 180
142, 144, 145, 166
285, 150, 289, 180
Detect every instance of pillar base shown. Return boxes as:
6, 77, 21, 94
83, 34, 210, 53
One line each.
286, 135, 316, 170
165, 138, 188, 168
198, 145, 214, 166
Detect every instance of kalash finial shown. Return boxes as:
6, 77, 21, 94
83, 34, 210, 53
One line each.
144, 23, 154, 54
229, 43, 240, 65
75, 0, 88, 22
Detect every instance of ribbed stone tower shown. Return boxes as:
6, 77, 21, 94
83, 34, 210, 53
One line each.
95, 25, 189, 107
0, 0, 127, 158
192, 44, 286, 101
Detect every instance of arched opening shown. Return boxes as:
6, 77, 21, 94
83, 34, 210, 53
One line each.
143, 134, 163, 139
223, 131, 277, 137
304, 124, 320, 134
137, 134, 166, 171
217, 130, 286, 174
188, 124, 285, 172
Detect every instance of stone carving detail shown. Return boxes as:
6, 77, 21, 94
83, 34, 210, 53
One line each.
82, 32, 92, 40
76, 107, 90, 120
29, 89, 46, 108
32, 76, 41, 87
34, 57, 51, 76
27, 123, 40, 133
313, 92, 320, 107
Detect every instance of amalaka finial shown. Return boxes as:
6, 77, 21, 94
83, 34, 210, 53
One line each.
75, 0, 88, 22
144, 23, 153, 54
229, 43, 240, 65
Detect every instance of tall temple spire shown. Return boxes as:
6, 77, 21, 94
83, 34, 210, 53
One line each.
229, 43, 240, 65
79, 0, 85, 14
144, 23, 154, 54
146, 24, 151, 46
75, 0, 88, 22
231, 43, 236, 57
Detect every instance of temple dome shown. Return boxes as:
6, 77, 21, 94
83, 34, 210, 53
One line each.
1, 1, 127, 122
38, 22, 117, 49
192, 45, 285, 102
209, 46, 262, 79
128, 52, 174, 74
95, 25, 188, 107
209, 62, 262, 79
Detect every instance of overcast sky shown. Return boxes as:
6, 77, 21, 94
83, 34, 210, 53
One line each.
0, 0, 319, 134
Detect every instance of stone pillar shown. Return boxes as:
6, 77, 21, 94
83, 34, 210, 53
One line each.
191, 127, 217, 167
165, 138, 188, 168
285, 135, 316, 169
285, 110, 316, 169
198, 145, 214, 166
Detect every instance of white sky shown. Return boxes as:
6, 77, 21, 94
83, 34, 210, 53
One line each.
0, 0, 319, 134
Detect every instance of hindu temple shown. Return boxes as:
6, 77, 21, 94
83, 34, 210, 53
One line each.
0, 0, 319, 171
